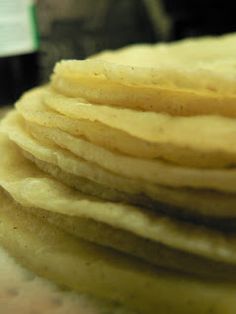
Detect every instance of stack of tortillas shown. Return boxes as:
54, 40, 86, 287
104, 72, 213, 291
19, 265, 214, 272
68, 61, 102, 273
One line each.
1, 33, 236, 314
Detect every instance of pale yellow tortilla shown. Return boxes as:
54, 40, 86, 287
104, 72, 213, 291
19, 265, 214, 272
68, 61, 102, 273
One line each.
16, 87, 236, 168
1, 188, 236, 314
2, 132, 236, 266
52, 33, 236, 117
4, 111, 236, 195
24, 151, 236, 221
17, 193, 236, 282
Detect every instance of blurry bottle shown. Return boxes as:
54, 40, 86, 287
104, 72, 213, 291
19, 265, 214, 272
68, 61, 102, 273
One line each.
36, 0, 157, 81
0, 0, 39, 106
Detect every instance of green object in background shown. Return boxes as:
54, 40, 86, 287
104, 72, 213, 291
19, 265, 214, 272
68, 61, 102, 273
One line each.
0, 0, 39, 57
30, 2, 40, 50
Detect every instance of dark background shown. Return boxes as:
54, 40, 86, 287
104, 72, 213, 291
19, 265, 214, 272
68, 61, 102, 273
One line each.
1, 0, 236, 105
36, 0, 236, 82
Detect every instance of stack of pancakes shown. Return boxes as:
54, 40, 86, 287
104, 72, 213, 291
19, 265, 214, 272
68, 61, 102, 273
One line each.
1, 33, 236, 313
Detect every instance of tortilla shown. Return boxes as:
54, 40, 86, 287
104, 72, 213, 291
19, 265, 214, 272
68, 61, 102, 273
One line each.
44, 89, 236, 161
1, 188, 236, 314
16, 195, 236, 282
51, 34, 236, 117
2, 132, 236, 266
26, 121, 236, 190
24, 152, 236, 221
16, 88, 236, 168
2, 33, 236, 314
4, 111, 236, 195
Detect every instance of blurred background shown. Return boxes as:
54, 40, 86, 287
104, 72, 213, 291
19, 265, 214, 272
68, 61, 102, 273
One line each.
1, 0, 236, 106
